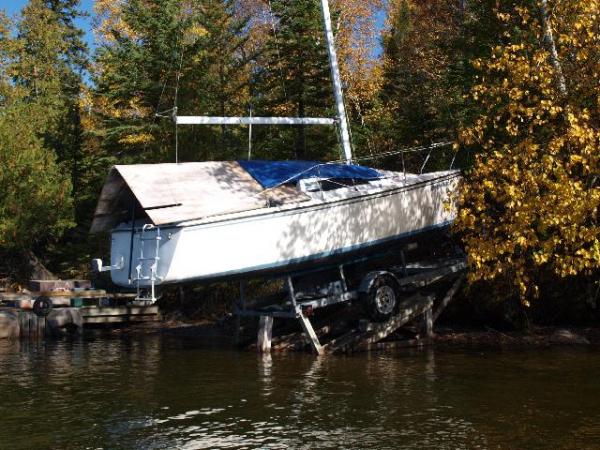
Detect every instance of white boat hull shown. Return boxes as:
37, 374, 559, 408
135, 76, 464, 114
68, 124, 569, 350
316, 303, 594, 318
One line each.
108, 171, 459, 288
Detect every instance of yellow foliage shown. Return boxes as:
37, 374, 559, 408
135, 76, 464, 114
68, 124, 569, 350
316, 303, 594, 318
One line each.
454, 1, 600, 301
118, 133, 155, 145
93, 0, 138, 44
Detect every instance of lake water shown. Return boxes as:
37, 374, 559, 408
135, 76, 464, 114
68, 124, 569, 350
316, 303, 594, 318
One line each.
0, 334, 599, 449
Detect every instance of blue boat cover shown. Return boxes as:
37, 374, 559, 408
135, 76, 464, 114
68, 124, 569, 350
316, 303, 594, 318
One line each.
238, 160, 382, 189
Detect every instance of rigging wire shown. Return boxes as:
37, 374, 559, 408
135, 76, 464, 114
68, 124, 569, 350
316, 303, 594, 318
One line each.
266, 0, 289, 103
330, 141, 453, 165
401, 150, 406, 181
450, 149, 458, 170
154, 71, 170, 119
259, 141, 455, 193
419, 145, 434, 175
154, 33, 183, 119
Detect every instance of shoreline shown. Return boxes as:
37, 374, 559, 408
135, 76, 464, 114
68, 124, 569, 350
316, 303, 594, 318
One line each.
106, 317, 600, 351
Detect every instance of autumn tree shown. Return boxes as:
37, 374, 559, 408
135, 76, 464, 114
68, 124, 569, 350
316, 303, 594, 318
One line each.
454, 0, 600, 302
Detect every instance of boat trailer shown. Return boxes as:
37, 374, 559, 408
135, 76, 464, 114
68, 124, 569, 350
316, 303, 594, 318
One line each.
235, 244, 466, 355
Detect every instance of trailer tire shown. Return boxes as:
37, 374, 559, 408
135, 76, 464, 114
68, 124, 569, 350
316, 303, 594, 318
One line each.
33, 296, 52, 317
361, 274, 399, 322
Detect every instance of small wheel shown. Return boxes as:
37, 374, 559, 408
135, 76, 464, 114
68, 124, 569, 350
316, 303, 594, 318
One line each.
33, 296, 53, 317
362, 274, 399, 322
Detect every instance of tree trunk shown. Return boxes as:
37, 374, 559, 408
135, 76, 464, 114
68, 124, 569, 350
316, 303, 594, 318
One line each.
539, 0, 568, 98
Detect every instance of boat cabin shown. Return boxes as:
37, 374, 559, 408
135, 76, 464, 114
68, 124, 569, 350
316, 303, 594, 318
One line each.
90, 160, 389, 233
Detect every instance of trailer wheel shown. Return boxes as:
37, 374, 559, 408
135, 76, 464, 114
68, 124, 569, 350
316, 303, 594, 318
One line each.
33, 296, 53, 317
362, 274, 399, 322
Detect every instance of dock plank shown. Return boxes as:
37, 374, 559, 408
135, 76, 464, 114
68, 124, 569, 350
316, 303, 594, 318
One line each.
79, 306, 160, 324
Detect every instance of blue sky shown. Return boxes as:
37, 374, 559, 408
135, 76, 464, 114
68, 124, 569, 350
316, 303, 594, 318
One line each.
1, 0, 96, 51
1, 0, 385, 57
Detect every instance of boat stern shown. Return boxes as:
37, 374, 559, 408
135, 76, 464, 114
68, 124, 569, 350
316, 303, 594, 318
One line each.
92, 222, 180, 302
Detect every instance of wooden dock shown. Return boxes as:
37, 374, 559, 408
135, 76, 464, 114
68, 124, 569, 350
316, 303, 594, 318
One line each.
0, 282, 161, 339
0, 305, 160, 339
80, 306, 160, 324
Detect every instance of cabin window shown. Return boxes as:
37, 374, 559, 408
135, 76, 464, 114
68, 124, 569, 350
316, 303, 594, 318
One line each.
297, 178, 370, 193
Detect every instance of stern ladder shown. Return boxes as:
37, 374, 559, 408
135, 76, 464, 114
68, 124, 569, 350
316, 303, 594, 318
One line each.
135, 224, 162, 303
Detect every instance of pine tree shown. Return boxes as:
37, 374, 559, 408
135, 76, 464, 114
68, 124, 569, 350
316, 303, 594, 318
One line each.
378, 0, 461, 151
12, 0, 87, 203
43, 0, 88, 207
45, 0, 87, 70
252, 0, 337, 161
94, 0, 251, 162
180, 0, 252, 159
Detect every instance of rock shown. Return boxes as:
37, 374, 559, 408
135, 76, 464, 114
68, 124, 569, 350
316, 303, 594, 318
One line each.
47, 308, 83, 336
0, 311, 19, 338
548, 329, 590, 345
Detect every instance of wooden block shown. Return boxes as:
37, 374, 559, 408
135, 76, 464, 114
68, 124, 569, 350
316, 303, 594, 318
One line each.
79, 306, 159, 316
257, 316, 274, 353
423, 307, 433, 338
82, 315, 158, 324
78, 306, 160, 324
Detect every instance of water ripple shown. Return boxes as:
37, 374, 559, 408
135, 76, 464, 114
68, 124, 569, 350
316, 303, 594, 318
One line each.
0, 338, 599, 449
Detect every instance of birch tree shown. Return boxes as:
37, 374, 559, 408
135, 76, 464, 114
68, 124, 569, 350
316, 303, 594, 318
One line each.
454, 0, 600, 302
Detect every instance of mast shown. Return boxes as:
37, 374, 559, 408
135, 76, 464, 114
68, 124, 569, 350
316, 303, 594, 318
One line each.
319, 0, 353, 163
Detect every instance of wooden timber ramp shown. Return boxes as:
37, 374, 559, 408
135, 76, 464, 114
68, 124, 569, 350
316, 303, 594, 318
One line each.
238, 253, 466, 355
325, 293, 435, 353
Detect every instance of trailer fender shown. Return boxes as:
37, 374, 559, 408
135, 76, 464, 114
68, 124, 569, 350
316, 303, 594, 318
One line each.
358, 271, 401, 294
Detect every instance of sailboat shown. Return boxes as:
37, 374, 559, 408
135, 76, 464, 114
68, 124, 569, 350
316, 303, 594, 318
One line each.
90, 0, 460, 300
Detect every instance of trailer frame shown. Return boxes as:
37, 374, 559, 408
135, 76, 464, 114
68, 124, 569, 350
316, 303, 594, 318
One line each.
235, 243, 466, 355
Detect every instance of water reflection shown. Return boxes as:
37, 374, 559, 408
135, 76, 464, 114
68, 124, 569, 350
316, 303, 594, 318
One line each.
258, 353, 273, 397
0, 337, 599, 449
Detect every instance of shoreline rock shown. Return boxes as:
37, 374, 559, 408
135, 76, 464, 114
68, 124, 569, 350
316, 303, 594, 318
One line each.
547, 329, 590, 345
